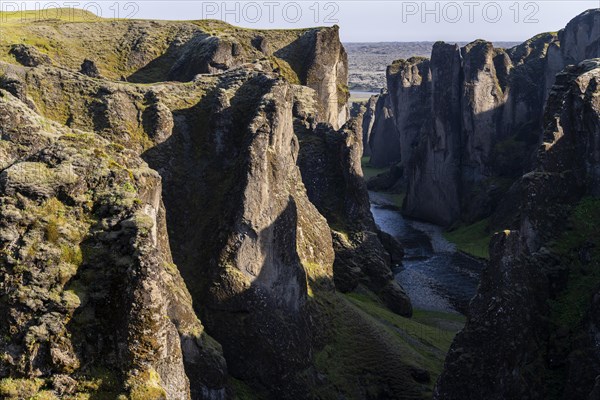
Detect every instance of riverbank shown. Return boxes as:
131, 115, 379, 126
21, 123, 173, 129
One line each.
369, 191, 485, 315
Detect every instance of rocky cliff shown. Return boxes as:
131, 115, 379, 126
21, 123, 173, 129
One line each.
367, 9, 600, 227
0, 12, 348, 129
435, 58, 600, 400
0, 88, 228, 399
0, 11, 431, 400
368, 92, 401, 168
294, 93, 411, 316
361, 95, 378, 157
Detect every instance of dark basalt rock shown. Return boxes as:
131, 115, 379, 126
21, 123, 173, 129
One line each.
435, 59, 600, 400
295, 106, 411, 316
378, 230, 405, 264
9, 44, 51, 67
251, 35, 271, 55
361, 95, 378, 156
371, 9, 600, 227
79, 59, 100, 78
0, 89, 229, 399
366, 163, 404, 192
368, 91, 401, 168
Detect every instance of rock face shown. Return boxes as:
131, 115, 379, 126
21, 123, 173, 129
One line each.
403, 43, 462, 226
369, 9, 600, 226
142, 71, 337, 398
0, 57, 337, 398
0, 13, 422, 400
295, 103, 412, 316
361, 95, 378, 156
435, 59, 600, 400
79, 59, 100, 78
386, 57, 431, 171
8, 44, 51, 67
0, 89, 228, 399
368, 91, 401, 168
0, 18, 348, 129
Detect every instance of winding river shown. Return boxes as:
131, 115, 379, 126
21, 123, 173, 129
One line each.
369, 191, 485, 315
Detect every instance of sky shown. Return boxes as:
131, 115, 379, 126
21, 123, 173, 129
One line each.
4, 1, 599, 42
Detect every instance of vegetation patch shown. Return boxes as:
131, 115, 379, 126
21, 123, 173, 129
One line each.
443, 218, 491, 259
230, 377, 265, 400
0, 378, 45, 399
313, 291, 464, 399
549, 197, 600, 328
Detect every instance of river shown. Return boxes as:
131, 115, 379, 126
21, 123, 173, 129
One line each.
369, 191, 485, 315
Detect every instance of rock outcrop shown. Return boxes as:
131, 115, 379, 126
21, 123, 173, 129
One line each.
0, 18, 348, 129
368, 9, 600, 227
368, 91, 401, 168
294, 98, 411, 316
435, 59, 600, 400
361, 95, 378, 157
0, 12, 424, 400
79, 59, 100, 78
0, 89, 228, 399
8, 44, 52, 67
142, 71, 337, 398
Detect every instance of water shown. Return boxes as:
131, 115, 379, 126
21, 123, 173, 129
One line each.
369, 191, 484, 315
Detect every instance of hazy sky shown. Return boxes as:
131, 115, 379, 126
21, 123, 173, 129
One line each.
8, 1, 599, 42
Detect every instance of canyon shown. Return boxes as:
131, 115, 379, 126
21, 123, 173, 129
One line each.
0, 9, 423, 400
366, 9, 599, 227
0, 5, 598, 400
363, 8, 600, 400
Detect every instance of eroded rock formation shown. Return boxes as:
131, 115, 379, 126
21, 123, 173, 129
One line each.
0, 13, 421, 400
368, 9, 600, 227
435, 59, 600, 400
294, 95, 411, 316
0, 89, 228, 399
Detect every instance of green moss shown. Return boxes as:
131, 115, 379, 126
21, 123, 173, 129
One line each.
127, 369, 166, 400
60, 244, 83, 266
548, 197, 600, 328
491, 136, 528, 178
0, 378, 45, 399
313, 291, 463, 398
32, 391, 60, 400
75, 367, 122, 398
268, 56, 300, 84
45, 218, 61, 243
443, 219, 491, 259
122, 182, 136, 193
541, 197, 600, 398
337, 82, 350, 106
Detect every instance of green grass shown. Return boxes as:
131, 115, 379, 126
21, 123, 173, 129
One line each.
361, 156, 388, 180
443, 219, 491, 259
544, 197, 600, 398
0, 8, 98, 22
312, 291, 464, 399
548, 197, 600, 328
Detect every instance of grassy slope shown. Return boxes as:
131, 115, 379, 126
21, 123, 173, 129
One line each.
0, 9, 311, 81
313, 291, 464, 399
443, 219, 491, 259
